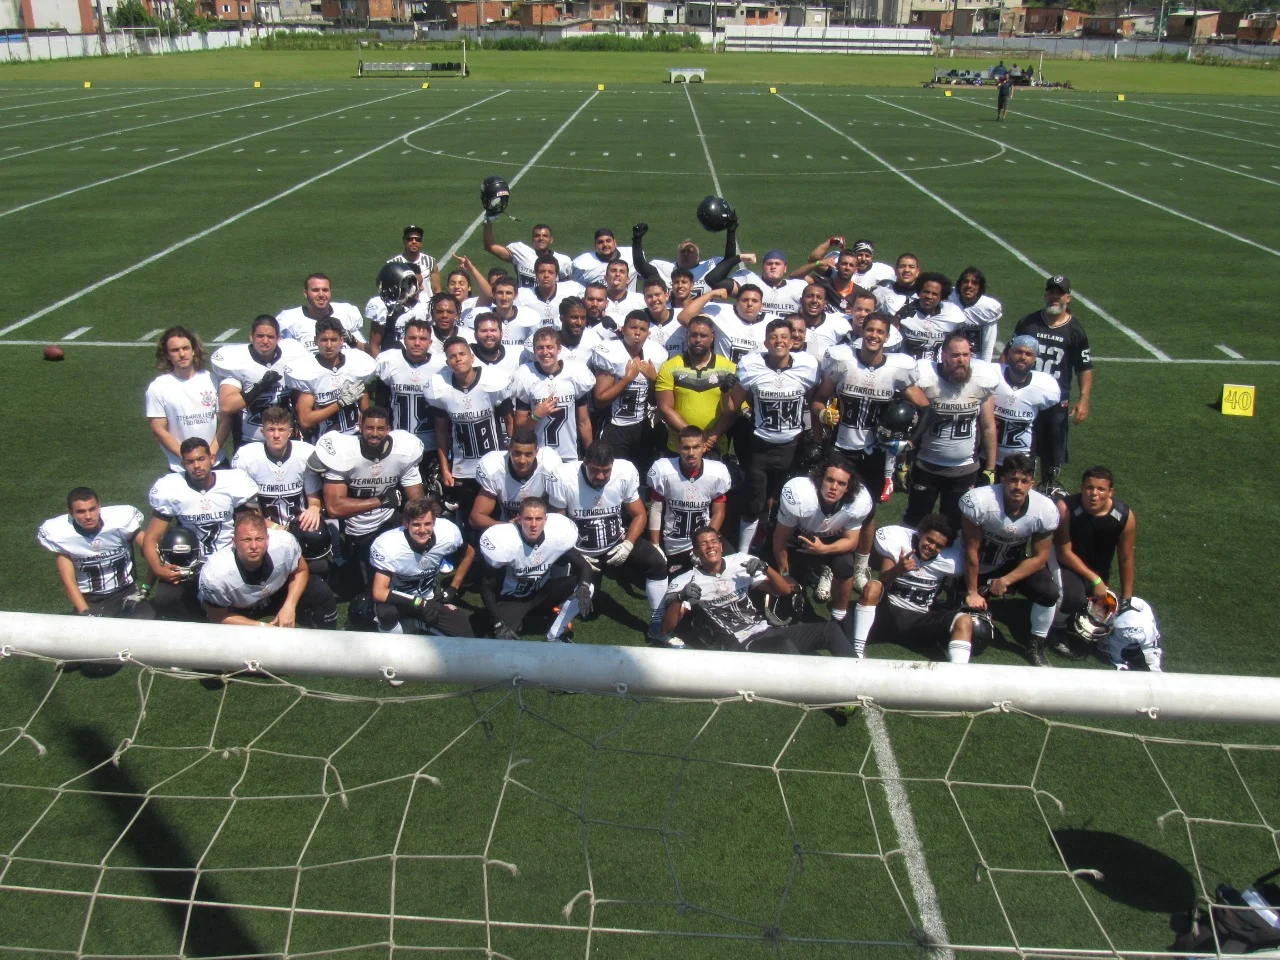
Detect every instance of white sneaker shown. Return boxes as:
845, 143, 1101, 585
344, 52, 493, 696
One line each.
853, 566, 871, 592
814, 566, 834, 602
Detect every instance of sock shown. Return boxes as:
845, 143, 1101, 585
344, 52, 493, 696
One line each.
852, 604, 877, 658
645, 577, 669, 632
548, 585, 592, 640
831, 608, 846, 621
738, 517, 760, 552
1030, 602, 1055, 638
947, 640, 971, 664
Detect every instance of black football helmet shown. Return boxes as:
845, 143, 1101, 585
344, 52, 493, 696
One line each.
289, 522, 332, 562
967, 609, 995, 652
377, 261, 419, 307
696, 195, 736, 233
764, 588, 807, 628
480, 175, 510, 217
158, 527, 202, 580
875, 399, 917, 453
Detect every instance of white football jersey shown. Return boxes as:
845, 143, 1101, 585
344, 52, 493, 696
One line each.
959, 484, 1060, 574
369, 518, 464, 596
650, 256, 753, 297
504, 242, 573, 288
364, 296, 430, 347
874, 282, 916, 317
994, 369, 1061, 464
522, 328, 603, 368
602, 291, 648, 327
479, 512, 580, 598
516, 281, 586, 326
666, 553, 769, 646
426, 366, 512, 480
475, 447, 564, 521
511, 360, 595, 461
548, 459, 641, 556
821, 346, 919, 453
647, 457, 732, 556
37, 505, 143, 597
209, 340, 312, 443
145, 370, 224, 471
736, 351, 821, 444
874, 524, 963, 614
1106, 597, 1162, 671
850, 324, 904, 352
308, 431, 424, 537
853, 261, 896, 289
473, 344, 525, 377
373, 347, 448, 444
777, 477, 874, 537
700, 301, 768, 364
286, 349, 377, 439
803, 314, 852, 361
148, 468, 259, 558
483, 305, 543, 349
751, 277, 807, 323
948, 290, 1003, 363
898, 300, 967, 361
572, 246, 635, 286
231, 440, 320, 527
276, 303, 366, 353
913, 359, 1001, 471
589, 339, 667, 428
648, 318, 686, 358
198, 528, 300, 610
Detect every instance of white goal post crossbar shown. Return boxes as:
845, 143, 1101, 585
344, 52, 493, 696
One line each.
3, 612, 1278, 725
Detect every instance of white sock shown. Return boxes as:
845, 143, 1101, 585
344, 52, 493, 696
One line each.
738, 517, 760, 551
645, 578, 669, 625
381, 620, 404, 635
831, 608, 847, 621
547, 584, 592, 640
1030, 602, 1055, 638
852, 604, 877, 658
947, 640, 971, 664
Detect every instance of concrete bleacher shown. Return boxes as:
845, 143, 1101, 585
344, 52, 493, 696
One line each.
667, 66, 707, 83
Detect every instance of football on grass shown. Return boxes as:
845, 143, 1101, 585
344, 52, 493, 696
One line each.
43, 345, 65, 362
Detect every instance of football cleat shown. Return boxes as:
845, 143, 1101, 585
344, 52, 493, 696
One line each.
813, 565, 834, 603
879, 477, 895, 503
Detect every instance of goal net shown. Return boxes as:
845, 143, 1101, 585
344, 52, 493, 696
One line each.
356, 39, 468, 78
114, 26, 169, 57
2, 613, 1279, 959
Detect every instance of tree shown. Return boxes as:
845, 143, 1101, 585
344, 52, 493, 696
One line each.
108, 0, 159, 27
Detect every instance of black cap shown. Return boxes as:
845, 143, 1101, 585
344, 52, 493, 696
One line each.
403, 224, 424, 239
1046, 274, 1070, 293
594, 227, 615, 240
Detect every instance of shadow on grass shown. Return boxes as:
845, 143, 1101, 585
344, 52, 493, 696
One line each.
1052, 828, 1197, 915
71, 726, 262, 959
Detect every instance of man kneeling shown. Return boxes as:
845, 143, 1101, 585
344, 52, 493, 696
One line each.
199, 509, 337, 628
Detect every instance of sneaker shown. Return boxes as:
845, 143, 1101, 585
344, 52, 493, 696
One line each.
1028, 638, 1051, 668
547, 622, 575, 643
1048, 631, 1086, 661
879, 477, 894, 503
646, 629, 686, 649
814, 566, 834, 602
853, 566, 871, 592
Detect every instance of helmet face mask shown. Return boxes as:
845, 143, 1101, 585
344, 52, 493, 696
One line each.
1073, 590, 1118, 640
159, 527, 202, 581
875, 399, 917, 452
696, 195, 736, 233
481, 176, 510, 217
377, 262, 419, 307
763, 589, 806, 628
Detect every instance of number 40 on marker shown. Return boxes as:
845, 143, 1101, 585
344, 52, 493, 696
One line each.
1222, 384, 1256, 417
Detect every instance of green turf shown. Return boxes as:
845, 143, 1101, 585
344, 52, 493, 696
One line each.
1, 59, 1279, 959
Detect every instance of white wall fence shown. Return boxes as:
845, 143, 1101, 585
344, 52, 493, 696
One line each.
942, 33, 1280, 61
723, 23, 932, 54
0, 27, 253, 62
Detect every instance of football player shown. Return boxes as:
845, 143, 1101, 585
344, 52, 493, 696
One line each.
371, 317, 447, 451
572, 227, 635, 287
211, 315, 311, 446
896, 272, 967, 361
309, 406, 424, 589
430, 336, 513, 508
484, 275, 542, 348
847, 240, 896, 290
630, 220, 747, 297
512, 326, 595, 464
144, 438, 259, 621
547, 441, 670, 642
678, 284, 767, 364
472, 314, 525, 376
582, 282, 618, 340
277, 273, 366, 354
958, 454, 1061, 666
640, 277, 684, 357
772, 455, 875, 632
901, 331, 1000, 530
516, 254, 586, 327
590, 311, 666, 471
1099, 597, 1162, 671
38, 488, 153, 620
949, 267, 1003, 363
661, 527, 855, 656
387, 224, 439, 295
290, 317, 377, 441
478, 496, 595, 642
230, 405, 322, 532
647, 426, 731, 577
428, 293, 467, 346
146, 326, 230, 472
654, 316, 736, 456
522, 296, 602, 367
851, 514, 968, 661
725, 319, 822, 550
796, 284, 851, 360
601, 260, 647, 326
367, 261, 429, 357
470, 428, 563, 533
199, 510, 337, 629
350, 497, 473, 637
993, 335, 1061, 467
848, 290, 904, 351
749, 250, 807, 323
482, 221, 572, 289
873, 253, 921, 316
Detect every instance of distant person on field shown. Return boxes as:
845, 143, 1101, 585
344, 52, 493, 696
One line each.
997, 74, 1014, 122
388, 224, 440, 296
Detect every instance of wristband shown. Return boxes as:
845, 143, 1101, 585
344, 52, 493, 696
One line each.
1089, 576, 1102, 587
530, 412, 542, 422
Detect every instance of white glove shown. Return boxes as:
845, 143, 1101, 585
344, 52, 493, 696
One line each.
604, 540, 634, 567
337, 379, 367, 407
582, 554, 601, 574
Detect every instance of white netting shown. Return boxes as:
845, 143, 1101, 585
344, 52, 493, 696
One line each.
1, 647, 1278, 959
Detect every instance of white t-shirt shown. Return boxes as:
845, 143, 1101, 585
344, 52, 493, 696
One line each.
821, 346, 919, 454
425, 366, 513, 480
369, 518, 465, 597
198, 528, 301, 610
948, 289, 1003, 363
231, 440, 321, 527
209, 340, 312, 443
959, 484, 1059, 574
993, 368, 1061, 464
511, 360, 596, 462
504, 241, 573, 288
37, 506, 144, 597
873, 524, 963, 614
647, 457, 732, 556
276, 303, 366, 353
308, 431, 424, 537
776, 476, 874, 538
475, 447, 564, 521
547, 459, 641, 556
736, 351, 821, 444
589, 339, 668, 428
913, 358, 1000, 471
666, 553, 769, 646
373, 347, 448, 444
285, 349, 377, 440
479, 512, 580, 598
516, 281, 587, 326
148, 468, 259, 558
145, 370, 224, 471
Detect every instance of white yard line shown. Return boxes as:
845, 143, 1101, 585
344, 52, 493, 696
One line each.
683, 84, 723, 196
0, 91, 508, 340
1051, 100, 1280, 151
137, 328, 163, 341
1134, 99, 1280, 130
0, 88, 241, 132
781, 94, 1169, 361
212, 328, 239, 342
0, 89, 144, 113
867, 95, 1280, 262
0, 88, 415, 220
437, 89, 599, 264
944, 95, 1280, 189
1216, 344, 1245, 359
0, 89, 326, 163
61, 327, 91, 340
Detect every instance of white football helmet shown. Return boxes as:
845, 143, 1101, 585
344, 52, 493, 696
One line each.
1074, 590, 1118, 640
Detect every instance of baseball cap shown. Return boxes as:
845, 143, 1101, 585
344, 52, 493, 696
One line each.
852, 240, 874, 254
594, 227, 615, 240
403, 224, 424, 239
1046, 274, 1070, 293
763, 249, 787, 264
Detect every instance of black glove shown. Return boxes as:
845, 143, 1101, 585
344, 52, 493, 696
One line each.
343, 330, 361, 349
438, 584, 459, 606
574, 582, 593, 620
1117, 597, 1133, 616
631, 222, 648, 243
598, 314, 617, 333
379, 487, 404, 510
742, 557, 767, 576
718, 372, 739, 393
413, 597, 440, 627
494, 622, 520, 641
242, 369, 282, 406
726, 213, 739, 234
678, 581, 702, 603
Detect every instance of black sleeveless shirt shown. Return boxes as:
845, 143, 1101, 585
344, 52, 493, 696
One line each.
1065, 493, 1129, 581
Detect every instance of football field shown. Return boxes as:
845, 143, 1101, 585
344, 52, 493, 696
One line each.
1, 64, 1279, 958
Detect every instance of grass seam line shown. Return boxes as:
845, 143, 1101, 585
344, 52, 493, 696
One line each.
866, 95, 1280, 262
683, 84, 723, 197
0, 88, 243, 132
437, 88, 601, 265
0, 90, 510, 340
779, 93, 1170, 362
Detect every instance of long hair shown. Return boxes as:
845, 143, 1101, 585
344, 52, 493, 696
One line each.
809, 453, 863, 507
154, 325, 207, 372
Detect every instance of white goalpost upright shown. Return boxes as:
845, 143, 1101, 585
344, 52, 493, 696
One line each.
3, 611, 1279, 725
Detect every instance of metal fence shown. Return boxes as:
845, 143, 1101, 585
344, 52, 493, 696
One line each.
941, 33, 1280, 61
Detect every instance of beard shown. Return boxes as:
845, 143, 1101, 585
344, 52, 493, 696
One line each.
1045, 303, 1066, 318
944, 362, 972, 384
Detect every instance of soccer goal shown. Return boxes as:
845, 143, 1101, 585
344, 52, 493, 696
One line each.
3, 611, 1279, 959
356, 38, 468, 78
114, 26, 170, 57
